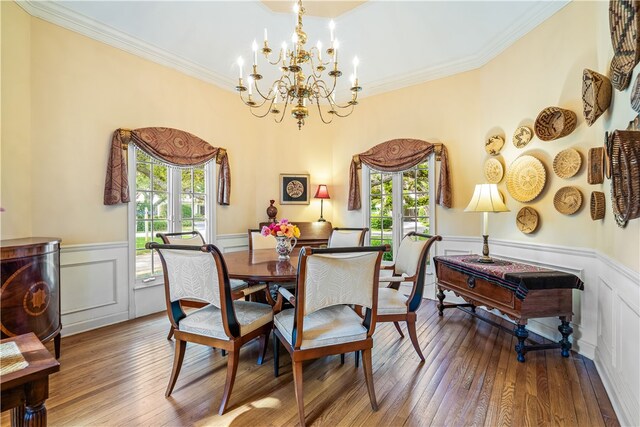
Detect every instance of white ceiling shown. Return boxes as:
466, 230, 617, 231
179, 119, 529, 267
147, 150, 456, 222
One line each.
20, 1, 569, 99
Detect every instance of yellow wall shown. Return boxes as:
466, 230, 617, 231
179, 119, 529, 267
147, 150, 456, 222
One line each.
1, 1, 638, 271
332, 1, 639, 272
1, 1, 32, 239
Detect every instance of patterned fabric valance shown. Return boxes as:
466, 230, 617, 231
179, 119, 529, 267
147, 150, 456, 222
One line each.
104, 127, 230, 205
348, 138, 452, 210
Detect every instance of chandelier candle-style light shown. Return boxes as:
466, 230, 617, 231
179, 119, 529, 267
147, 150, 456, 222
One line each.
235, 0, 361, 129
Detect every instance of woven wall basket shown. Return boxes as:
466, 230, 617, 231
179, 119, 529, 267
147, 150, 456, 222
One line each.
588, 147, 605, 184
554, 186, 583, 215
513, 126, 533, 148
582, 69, 612, 126
516, 207, 539, 234
506, 155, 547, 202
632, 75, 640, 113
534, 107, 577, 141
609, 0, 640, 91
590, 191, 606, 220
608, 130, 640, 227
553, 148, 582, 179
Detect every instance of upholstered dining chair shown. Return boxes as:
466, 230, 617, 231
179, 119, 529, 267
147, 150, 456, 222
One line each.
248, 228, 277, 250
146, 242, 273, 415
375, 232, 442, 361
327, 227, 369, 248
272, 245, 387, 427
157, 232, 267, 340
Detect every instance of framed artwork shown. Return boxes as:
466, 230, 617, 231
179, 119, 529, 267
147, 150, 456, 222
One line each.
280, 174, 310, 205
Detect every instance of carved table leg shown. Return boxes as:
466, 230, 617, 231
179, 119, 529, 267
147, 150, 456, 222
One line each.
12, 404, 25, 427
437, 287, 445, 316
558, 316, 573, 358
24, 402, 46, 427
514, 323, 528, 363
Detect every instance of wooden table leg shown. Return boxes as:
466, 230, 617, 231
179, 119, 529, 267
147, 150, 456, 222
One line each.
11, 404, 25, 427
23, 378, 48, 427
436, 287, 445, 316
558, 316, 573, 357
514, 322, 528, 363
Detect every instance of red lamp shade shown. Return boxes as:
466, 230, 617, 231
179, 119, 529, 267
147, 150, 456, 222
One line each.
314, 184, 330, 199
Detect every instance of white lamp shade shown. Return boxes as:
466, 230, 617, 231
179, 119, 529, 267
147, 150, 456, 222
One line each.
464, 184, 510, 213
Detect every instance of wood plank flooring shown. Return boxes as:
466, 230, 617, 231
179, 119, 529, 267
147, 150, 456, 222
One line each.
1, 300, 619, 426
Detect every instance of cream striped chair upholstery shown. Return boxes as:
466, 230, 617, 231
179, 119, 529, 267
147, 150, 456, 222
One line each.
328, 227, 369, 248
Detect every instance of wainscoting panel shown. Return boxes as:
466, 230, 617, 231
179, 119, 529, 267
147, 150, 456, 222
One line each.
60, 242, 129, 336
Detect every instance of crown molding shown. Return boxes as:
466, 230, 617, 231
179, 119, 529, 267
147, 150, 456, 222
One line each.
17, 0, 236, 92
17, 0, 568, 99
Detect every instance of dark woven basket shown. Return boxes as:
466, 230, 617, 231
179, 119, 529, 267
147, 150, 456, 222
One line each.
608, 130, 640, 227
534, 107, 577, 141
583, 69, 612, 125
590, 191, 606, 220
609, 0, 640, 91
588, 147, 604, 184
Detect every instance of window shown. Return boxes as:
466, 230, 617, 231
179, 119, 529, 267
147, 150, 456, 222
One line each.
130, 148, 214, 285
365, 160, 433, 261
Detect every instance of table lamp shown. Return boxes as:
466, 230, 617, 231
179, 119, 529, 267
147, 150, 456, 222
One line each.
464, 183, 509, 263
314, 184, 330, 222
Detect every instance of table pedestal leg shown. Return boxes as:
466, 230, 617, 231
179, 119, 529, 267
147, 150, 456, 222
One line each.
558, 316, 573, 358
437, 287, 445, 316
24, 402, 46, 427
514, 323, 528, 363
11, 404, 25, 427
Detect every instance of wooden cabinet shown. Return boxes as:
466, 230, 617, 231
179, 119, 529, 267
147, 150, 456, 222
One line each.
259, 221, 333, 247
1, 238, 61, 358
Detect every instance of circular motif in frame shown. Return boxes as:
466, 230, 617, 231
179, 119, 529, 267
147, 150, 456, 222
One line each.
485, 135, 505, 156
553, 148, 582, 179
554, 186, 583, 215
516, 207, 539, 234
286, 180, 304, 198
513, 126, 533, 148
506, 155, 547, 202
484, 158, 504, 183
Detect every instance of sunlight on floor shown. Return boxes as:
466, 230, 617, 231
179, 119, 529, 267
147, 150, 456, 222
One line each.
194, 397, 282, 426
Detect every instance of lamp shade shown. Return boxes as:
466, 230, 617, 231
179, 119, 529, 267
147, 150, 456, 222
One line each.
314, 184, 330, 199
464, 184, 509, 212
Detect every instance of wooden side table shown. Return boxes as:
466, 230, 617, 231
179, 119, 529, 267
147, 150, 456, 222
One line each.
434, 255, 584, 362
1, 333, 60, 426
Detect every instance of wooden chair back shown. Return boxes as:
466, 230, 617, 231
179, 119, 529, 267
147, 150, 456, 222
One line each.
292, 245, 387, 349
328, 227, 369, 248
147, 242, 240, 339
248, 229, 277, 251
395, 232, 442, 312
156, 231, 205, 245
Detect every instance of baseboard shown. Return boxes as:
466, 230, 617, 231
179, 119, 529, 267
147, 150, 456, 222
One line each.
61, 311, 129, 337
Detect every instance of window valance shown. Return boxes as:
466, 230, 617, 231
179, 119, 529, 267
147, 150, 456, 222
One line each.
348, 138, 451, 210
103, 127, 230, 205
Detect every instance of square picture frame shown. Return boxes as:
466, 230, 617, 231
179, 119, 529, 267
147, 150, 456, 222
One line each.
280, 173, 310, 205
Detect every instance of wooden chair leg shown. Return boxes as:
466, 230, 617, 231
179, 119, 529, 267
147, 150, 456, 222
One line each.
340, 354, 345, 364
167, 326, 174, 341
221, 349, 227, 356
407, 315, 425, 362
165, 339, 186, 397
292, 361, 305, 427
257, 332, 269, 365
354, 350, 360, 368
393, 321, 405, 338
273, 333, 280, 377
362, 348, 378, 411
218, 348, 240, 415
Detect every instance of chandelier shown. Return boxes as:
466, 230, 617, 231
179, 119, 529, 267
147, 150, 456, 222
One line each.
235, 0, 361, 129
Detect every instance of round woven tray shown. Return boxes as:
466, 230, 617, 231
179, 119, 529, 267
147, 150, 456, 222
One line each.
554, 186, 583, 215
590, 191, 606, 220
506, 155, 547, 202
516, 207, 539, 234
608, 130, 640, 227
513, 126, 533, 148
534, 107, 577, 141
588, 147, 604, 184
484, 158, 504, 183
582, 69, 612, 126
485, 135, 505, 156
553, 148, 582, 179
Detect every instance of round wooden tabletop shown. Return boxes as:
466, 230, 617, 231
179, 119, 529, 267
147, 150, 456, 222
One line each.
223, 249, 299, 282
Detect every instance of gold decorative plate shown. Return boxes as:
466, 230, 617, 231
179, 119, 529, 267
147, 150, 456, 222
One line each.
484, 158, 504, 183
485, 135, 505, 156
513, 126, 533, 148
506, 155, 547, 202
554, 186, 583, 215
516, 207, 539, 234
553, 148, 582, 179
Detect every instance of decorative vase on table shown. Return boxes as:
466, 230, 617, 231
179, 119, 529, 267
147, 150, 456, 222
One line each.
275, 236, 297, 260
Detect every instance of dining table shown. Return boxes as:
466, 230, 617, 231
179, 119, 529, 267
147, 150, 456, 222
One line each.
224, 248, 300, 283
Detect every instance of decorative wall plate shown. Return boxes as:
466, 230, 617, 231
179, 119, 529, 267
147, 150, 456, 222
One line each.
506, 155, 547, 202
553, 148, 582, 179
534, 107, 578, 141
484, 158, 504, 183
485, 135, 505, 156
516, 207, 539, 234
554, 186, 583, 215
588, 147, 604, 184
590, 191, 605, 220
513, 126, 533, 148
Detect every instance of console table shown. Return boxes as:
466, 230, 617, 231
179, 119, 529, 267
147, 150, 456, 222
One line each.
258, 221, 332, 247
433, 255, 584, 362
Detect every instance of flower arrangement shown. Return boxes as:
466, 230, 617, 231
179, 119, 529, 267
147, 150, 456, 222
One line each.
261, 219, 301, 239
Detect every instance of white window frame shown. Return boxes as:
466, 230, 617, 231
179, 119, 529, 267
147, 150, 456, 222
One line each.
127, 146, 216, 311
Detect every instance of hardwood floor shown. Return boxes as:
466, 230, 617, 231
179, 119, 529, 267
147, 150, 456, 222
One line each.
2, 300, 619, 426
